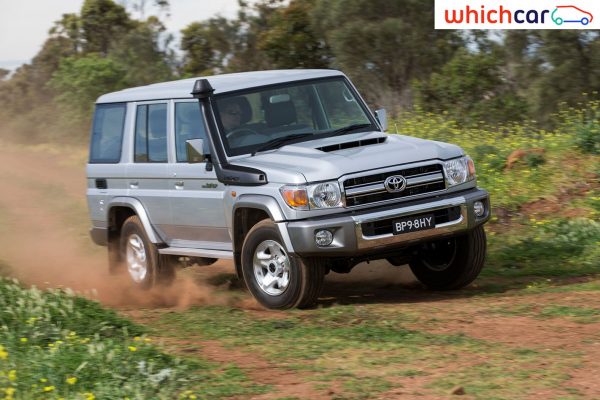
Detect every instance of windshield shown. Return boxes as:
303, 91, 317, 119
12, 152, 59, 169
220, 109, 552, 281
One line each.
214, 77, 376, 156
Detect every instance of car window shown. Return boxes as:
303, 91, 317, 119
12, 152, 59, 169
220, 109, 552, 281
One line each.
134, 103, 168, 163
214, 77, 374, 157
89, 103, 126, 164
175, 102, 208, 162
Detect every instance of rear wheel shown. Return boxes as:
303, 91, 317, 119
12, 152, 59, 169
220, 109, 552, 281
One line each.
409, 226, 486, 290
241, 219, 325, 309
118, 215, 175, 289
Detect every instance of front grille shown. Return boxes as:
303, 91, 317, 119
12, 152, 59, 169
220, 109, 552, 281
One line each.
361, 206, 462, 237
343, 164, 446, 207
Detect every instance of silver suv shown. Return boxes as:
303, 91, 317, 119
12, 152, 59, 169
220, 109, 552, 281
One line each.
87, 69, 490, 309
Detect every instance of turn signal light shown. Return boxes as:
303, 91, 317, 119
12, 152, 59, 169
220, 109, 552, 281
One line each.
281, 187, 308, 209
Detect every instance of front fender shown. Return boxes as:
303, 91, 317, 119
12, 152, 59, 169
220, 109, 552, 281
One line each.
232, 195, 295, 253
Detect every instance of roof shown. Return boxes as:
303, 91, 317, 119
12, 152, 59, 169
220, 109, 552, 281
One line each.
96, 69, 345, 104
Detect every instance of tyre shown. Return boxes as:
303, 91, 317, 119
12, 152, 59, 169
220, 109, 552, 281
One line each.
409, 225, 486, 290
241, 219, 326, 309
119, 215, 176, 289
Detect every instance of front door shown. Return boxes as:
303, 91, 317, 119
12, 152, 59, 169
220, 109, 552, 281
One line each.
166, 101, 230, 250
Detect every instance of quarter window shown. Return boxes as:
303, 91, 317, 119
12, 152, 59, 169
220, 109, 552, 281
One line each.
89, 103, 126, 163
134, 103, 168, 163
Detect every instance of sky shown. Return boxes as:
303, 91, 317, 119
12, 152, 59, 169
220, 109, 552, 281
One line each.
0, 0, 243, 71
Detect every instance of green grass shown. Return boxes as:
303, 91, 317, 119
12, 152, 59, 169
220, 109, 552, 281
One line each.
0, 277, 268, 399
153, 304, 585, 399
539, 305, 600, 323
483, 218, 600, 280
394, 103, 600, 210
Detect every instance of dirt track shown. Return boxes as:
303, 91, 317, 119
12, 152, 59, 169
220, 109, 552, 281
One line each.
0, 143, 599, 399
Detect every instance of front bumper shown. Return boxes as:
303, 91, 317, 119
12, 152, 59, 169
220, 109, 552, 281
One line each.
284, 188, 490, 256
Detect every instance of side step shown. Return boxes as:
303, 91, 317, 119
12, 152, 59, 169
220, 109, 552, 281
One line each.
158, 247, 234, 259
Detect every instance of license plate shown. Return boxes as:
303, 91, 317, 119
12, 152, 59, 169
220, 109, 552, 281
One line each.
392, 214, 435, 235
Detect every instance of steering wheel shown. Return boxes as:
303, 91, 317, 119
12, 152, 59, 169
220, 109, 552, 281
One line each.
226, 127, 260, 140
226, 127, 269, 146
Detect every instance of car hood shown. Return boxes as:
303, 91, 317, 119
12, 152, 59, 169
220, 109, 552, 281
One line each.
230, 131, 463, 183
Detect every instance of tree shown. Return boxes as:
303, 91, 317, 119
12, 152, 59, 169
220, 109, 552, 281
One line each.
0, 69, 9, 80
50, 54, 127, 124
311, 0, 463, 110
258, 0, 329, 69
180, 17, 237, 76
414, 48, 527, 125
80, 0, 132, 55
109, 17, 174, 85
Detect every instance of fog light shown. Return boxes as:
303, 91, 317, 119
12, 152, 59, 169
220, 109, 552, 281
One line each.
474, 201, 485, 217
315, 230, 333, 247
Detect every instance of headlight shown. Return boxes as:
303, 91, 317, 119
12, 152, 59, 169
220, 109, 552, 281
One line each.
444, 156, 476, 186
280, 181, 342, 210
308, 182, 342, 208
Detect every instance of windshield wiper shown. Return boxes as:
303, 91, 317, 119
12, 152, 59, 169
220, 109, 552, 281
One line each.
329, 123, 373, 137
252, 133, 314, 156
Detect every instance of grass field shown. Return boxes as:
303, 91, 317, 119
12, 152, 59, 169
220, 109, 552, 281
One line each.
0, 105, 598, 399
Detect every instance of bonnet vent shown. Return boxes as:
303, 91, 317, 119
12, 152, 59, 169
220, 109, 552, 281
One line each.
317, 136, 386, 153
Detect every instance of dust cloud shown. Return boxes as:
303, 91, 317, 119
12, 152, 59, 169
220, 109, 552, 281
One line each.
0, 143, 245, 310
0, 142, 417, 311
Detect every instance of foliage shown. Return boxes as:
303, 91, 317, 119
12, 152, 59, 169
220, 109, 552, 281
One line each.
311, 0, 462, 110
80, 0, 132, 55
486, 218, 600, 279
391, 108, 597, 209
557, 99, 600, 155
0, 278, 265, 399
257, 0, 329, 69
180, 18, 237, 76
108, 17, 174, 86
50, 55, 127, 125
414, 48, 528, 124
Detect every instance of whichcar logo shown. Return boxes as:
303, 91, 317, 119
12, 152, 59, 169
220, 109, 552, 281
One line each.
435, 0, 597, 29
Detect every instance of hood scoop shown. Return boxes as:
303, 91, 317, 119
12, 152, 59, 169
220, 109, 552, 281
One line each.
317, 136, 387, 153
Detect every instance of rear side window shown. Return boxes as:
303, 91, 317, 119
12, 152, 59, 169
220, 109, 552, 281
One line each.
175, 102, 207, 162
134, 103, 168, 163
89, 103, 126, 163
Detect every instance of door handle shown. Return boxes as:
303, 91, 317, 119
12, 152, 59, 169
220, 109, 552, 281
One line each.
174, 180, 184, 189
129, 181, 139, 189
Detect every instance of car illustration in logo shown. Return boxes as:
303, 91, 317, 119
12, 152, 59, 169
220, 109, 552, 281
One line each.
552, 5, 593, 25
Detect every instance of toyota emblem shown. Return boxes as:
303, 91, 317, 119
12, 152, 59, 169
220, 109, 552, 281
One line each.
384, 175, 407, 193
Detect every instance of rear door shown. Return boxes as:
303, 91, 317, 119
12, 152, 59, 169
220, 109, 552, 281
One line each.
166, 100, 230, 250
127, 101, 173, 241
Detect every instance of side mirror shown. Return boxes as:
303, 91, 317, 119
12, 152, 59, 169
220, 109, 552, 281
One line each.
374, 109, 388, 132
186, 139, 209, 164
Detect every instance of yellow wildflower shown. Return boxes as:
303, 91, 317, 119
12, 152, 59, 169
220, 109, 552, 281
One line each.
8, 370, 16, 382
43, 386, 55, 392
84, 392, 96, 400
5, 387, 15, 398
143, 338, 151, 343
20, 338, 28, 343
133, 337, 141, 342
40, 378, 47, 383
0, 345, 8, 360
128, 346, 137, 352
66, 377, 77, 385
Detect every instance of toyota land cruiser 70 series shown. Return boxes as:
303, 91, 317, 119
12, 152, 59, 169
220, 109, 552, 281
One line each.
87, 69, 490, 309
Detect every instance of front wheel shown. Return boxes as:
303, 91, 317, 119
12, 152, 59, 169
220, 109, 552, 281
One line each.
409, 226, 486, 290
241, 220, 325, 309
